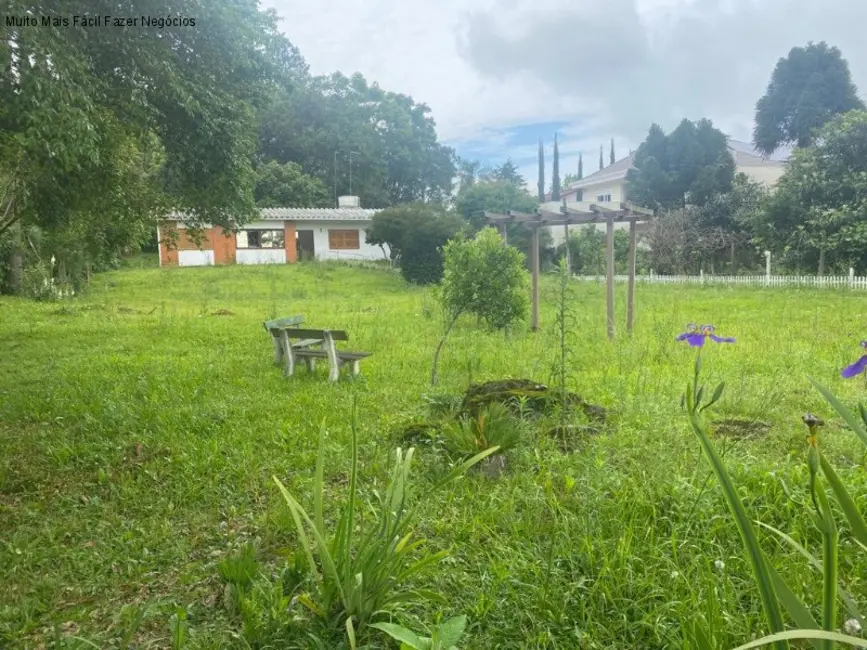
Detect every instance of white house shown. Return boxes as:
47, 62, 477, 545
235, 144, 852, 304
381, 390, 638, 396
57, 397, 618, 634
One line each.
544, 139, 788, 247
158, 195, 389, 267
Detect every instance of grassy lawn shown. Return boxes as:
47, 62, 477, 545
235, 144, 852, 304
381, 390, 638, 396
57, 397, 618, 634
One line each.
1, 263, 865, 649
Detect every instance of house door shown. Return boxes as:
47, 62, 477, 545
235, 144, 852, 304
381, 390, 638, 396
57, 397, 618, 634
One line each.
296, 230, 315, 260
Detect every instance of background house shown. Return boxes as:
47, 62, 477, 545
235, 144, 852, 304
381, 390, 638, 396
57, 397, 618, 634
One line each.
543, 139, 788, 246
157, 196, 388, 267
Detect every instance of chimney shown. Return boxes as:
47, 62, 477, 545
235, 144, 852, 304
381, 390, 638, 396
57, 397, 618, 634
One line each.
337, 195, 360, 209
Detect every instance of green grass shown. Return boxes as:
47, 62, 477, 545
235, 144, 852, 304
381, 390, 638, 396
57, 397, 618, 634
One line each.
1, 262, 865, 649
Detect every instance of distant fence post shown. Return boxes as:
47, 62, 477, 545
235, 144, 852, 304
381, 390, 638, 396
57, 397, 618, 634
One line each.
850, 267, 855, 288
764, 251, 771, 286
700, 269, 705, 285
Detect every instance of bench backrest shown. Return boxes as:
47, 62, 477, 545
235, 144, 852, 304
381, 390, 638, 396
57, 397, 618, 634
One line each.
263, 315, 304, 333
282, 328, 349, 342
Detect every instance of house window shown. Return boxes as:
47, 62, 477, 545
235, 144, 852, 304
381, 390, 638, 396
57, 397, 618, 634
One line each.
237, 230, 285, 249
595, 193, 612, 203
328, 229, 360, 250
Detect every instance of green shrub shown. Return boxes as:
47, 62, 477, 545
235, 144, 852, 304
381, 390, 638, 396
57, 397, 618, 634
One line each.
442, 402, 522, 457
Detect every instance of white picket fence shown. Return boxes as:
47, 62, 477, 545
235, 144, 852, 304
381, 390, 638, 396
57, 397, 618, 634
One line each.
574, 272, 867, 289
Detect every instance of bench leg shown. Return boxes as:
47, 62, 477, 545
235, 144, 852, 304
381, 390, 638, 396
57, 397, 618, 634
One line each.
351, 360, 360, 378
272, 335, 283, 365
324, 331, 340, 382
280, 331, 295, 377
304, 357, 316, 373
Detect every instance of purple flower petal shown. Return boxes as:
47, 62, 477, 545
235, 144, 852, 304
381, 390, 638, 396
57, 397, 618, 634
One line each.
841, 355, 867, 378
686, 333, 705, 347
710, 335, 736, 343
676, 332, 690, 341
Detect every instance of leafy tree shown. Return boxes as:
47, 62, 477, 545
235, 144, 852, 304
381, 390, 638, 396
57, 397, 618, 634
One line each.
753, 42, 864, 156
610, 138, 615, 165
257, 72, 456, 208
626, 119, 735, 211
697, 173, 768, 272
453, 179, 551, 267
563, 172, 579, 186
366, 204, 463, 284
756, 110, 867, 274
559, 226, 645, 275
254, 161, 330, 208
458, 159, 483, 192
537, 140, 545, 201
489, 159, 525, 187
1, 0, 298, 293
366, 203, 433, 264
431, 228, 529, 384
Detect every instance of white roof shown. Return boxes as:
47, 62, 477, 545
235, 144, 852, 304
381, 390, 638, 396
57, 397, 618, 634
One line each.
166, 207, 380, 222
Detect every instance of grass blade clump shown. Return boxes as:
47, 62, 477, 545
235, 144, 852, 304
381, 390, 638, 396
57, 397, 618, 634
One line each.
273, 398, 497, 641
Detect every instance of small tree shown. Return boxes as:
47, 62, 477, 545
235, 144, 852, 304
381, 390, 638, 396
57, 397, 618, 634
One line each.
366, 204, 463, 283
431, 228, 529, 385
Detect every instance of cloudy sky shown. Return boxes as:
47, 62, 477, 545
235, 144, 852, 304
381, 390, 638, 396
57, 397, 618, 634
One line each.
262, 0, 867, 187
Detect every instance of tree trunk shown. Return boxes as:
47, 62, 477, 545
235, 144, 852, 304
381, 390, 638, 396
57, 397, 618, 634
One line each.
431, 313, 460, 386
730, 241, 736, 273
818, 248, 826, 277
8, 222, 24, 295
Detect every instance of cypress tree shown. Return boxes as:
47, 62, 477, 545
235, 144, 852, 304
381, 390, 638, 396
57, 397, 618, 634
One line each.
599, 144, 604, 170
537, 139, 545, 201
578, 152, 583, 179
610, 138, 615, 164
551, 133, 561, 201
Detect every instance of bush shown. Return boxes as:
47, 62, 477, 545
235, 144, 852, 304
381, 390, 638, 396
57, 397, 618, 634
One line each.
431, 227, 529, 384
438, 227, 529, 330
367, 204, 464, 285
442, 402, 522, 457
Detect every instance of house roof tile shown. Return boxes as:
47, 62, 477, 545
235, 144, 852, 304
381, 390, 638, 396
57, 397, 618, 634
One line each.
166, 207, 380, 221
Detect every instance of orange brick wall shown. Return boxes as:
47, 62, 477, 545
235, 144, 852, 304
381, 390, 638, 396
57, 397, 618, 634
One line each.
284, 221, 297, 263
158, 222, 179, 266
212, 228, 237, 264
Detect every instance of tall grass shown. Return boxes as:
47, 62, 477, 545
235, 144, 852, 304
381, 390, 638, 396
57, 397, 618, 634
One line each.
684, 351, 866, 650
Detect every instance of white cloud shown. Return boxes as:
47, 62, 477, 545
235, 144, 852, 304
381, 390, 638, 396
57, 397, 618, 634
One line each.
262, 0, 867, 167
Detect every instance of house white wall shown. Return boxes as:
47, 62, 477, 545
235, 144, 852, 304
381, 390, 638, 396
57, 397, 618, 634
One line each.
296, 220, 389, 261
564, 182, 624, 204
739, 165, 786, 186
178, 250, 214, 266
236, 249, 286, 264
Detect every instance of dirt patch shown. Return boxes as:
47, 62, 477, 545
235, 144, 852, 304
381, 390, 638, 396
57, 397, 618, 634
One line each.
712, 418, 772, 439
211, 309, 235, 316
460, 379, 607, 423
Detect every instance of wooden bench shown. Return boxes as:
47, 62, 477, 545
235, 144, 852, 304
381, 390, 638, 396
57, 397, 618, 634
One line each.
277, 328, 371, 382
263, 315, 311, 365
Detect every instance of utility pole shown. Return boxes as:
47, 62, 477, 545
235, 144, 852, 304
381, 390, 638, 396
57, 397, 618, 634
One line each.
333, 150, 338, 207
348, 151, 360, 196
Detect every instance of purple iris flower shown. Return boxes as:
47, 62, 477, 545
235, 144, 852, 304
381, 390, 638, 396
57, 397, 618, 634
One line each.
841, 341, 867, 378
676, 324, 735, 347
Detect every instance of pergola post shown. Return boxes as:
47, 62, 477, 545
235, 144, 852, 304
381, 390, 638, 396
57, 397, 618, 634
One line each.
562, 198, 571, 275
483, 203, 653, 334
605, 214, 615, 340
627, 219, 637, 333
531, 224, 540, 332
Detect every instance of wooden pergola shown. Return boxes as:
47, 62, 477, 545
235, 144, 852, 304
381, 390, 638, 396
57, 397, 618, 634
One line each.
485, 200, 655, 338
